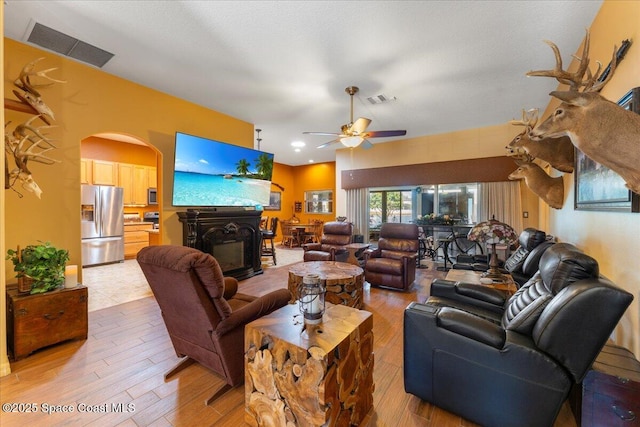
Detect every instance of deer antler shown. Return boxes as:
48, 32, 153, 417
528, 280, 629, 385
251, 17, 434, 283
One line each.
527, 30, 617, 93
527, 30, 591, 91
14, 57, 67, 98
12, 58, 66, 124
509, 108, 539, 128
585, 46, 617, 92
13, 115, 58, 150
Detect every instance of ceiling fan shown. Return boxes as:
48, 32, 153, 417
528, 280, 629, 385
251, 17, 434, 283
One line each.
303, 86, 407, 149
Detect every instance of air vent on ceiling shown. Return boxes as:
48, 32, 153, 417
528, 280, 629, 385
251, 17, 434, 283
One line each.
27, 22, 114, 68
366, 93, 397, 104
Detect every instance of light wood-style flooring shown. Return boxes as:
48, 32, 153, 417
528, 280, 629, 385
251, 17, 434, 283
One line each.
1, 256, 578, 426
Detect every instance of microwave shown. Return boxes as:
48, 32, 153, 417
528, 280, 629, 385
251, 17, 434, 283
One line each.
147, 188, 158, 205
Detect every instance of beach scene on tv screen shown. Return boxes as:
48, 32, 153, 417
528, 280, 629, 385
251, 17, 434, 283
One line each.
172, 133, 274, 207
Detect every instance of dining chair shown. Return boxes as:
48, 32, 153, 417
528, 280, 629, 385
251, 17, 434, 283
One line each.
280, 221, 298, 248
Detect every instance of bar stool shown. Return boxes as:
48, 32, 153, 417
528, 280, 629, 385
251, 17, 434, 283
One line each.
261, 217, 278, 265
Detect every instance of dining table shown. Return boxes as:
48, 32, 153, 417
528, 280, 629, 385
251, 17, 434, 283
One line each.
282, 223, 316, 247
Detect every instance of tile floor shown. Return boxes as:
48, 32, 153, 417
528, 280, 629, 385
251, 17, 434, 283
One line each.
82, 245, 305, 312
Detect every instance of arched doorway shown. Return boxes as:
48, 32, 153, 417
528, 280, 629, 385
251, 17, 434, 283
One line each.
80, 132, 162, 311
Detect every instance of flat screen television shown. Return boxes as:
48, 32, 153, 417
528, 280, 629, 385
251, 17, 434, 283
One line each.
172, 132, 274, 207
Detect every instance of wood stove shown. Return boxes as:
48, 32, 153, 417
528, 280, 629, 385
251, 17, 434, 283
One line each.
177, 208, 263, 280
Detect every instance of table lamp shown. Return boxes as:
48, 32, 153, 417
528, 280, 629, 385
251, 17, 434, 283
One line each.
467, 216, 518, 281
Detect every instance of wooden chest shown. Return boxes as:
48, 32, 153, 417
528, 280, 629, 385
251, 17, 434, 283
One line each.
580, 343, 640, 427
6, 284, 88, 360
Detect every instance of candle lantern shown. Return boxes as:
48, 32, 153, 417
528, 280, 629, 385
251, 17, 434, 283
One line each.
299, 274, 326, 325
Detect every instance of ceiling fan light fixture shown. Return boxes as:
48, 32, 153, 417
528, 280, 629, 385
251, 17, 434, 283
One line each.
340, 135, 364, 147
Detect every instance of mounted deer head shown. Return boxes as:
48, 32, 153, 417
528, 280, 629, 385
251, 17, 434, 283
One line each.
508, 161, 564, 210
506, 109, 574, 173
526, 31, 640, 194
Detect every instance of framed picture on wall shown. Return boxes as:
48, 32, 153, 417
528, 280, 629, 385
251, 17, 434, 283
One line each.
264, 191, 281, 211
574, 87, 640, 212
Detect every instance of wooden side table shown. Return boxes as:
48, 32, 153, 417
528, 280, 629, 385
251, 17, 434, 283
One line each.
344, 243, 370, 266
6, 284, 88, 360
288, 261, 365, 308
575, 343, 640, 427
445, 269, 517, 294
245, 303, 374, 427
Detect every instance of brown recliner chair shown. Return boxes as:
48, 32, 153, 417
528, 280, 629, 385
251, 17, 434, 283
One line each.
137, 245, 291, 405
364, 223, 419, 291
302, 221, 353, 262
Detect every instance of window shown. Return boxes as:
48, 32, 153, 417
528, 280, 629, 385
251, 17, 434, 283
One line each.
369, 183, 478, 228
369, 189, 414, 229
305, 190, 333, 214
418, 183, 478, 223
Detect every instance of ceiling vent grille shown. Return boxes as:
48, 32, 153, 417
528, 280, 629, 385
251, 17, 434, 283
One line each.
367, 94, 396, 105
27, 22, 114, 68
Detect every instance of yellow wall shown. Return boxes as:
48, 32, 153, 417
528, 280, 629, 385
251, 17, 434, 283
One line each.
3, 38, 254, 284
261, 161, 337, 238
1, 3, 9, 377
544, 0, 640, 356
293, 162, 336, 224
82, 136, 157, 166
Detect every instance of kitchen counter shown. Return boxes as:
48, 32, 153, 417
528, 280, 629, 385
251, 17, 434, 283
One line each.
123, 222, 154, 258
147, 229, 161, 246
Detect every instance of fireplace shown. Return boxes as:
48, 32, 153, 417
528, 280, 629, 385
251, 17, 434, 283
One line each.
177, 208, 263, 280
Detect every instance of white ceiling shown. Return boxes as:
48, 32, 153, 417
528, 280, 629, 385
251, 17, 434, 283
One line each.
3, 1, 603, 166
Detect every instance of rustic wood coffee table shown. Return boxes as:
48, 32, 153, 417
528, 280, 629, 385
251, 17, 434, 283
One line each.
245, 302, 374, 427
288, 261, 364, 309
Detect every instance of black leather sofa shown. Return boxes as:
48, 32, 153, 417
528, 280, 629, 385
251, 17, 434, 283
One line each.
404, 243, 633, 427
453, 227, 553, 287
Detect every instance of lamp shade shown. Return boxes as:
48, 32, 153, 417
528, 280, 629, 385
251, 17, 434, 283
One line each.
467, 217, 518, 247
340, 135, 364, 147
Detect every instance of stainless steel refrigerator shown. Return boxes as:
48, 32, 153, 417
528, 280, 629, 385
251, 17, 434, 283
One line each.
81, 185, 125, 266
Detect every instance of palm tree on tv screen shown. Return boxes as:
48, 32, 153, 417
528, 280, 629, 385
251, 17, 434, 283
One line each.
236, 159, 250, 176
255, 153, 273, 180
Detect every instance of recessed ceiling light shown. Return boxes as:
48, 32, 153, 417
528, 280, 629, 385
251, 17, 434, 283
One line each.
308, 159, 314, 163
291, 141, 306, 148
294, 148, 301, 152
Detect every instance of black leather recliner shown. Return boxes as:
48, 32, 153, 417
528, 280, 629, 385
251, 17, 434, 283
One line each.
404, 243, 633, 427
453, 227, 553, 287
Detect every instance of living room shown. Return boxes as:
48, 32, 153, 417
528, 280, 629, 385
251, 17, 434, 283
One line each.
2, 1, 639, 425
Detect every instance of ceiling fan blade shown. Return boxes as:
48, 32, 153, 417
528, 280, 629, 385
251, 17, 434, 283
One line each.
316, 139, 341, 149
303, 131, 341, 136
365, 130, 407, 138
361, 139, 373, 149
350, 117, 371, 134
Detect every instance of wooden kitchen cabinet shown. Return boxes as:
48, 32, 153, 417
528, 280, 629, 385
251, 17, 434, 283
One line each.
6, 284, 88, 360
92, 160, 117, 185
118, 163, 150, 206
80, 158, 93, 184
124, 222, 154, 258
148, 166, 157, 188
133, 165, 149, 204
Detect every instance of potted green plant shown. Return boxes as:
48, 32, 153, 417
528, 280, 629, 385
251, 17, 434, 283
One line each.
6, 241, 70, 294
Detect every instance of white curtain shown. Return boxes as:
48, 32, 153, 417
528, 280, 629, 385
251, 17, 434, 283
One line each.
479, 181, 523, 233
346, 188, 369, 239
